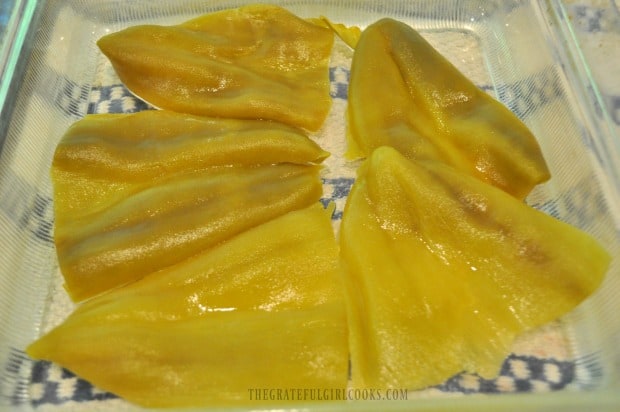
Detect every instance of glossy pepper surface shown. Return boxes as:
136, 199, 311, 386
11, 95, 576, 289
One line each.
28, 204, 348, 407
339, 146, 609, 390
347, 19, 551, 199
52, 111, 327, 301
97, 4, 335, 131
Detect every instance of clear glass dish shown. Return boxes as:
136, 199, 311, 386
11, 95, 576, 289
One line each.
0, 0, 618, 410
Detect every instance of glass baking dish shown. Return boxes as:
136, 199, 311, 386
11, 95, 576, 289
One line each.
0, 0, 618, 410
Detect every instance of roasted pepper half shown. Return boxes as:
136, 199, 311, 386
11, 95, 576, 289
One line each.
347, 19, 551, 199
28, 204, 348, 407
339, 146, 609, 390
52, 111, 327, 301
97, 4, 335, 131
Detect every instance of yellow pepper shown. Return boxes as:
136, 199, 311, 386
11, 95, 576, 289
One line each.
347, 19, 550, 199
308, 17, 361, 48
28, 204, 348, 407
52, 110, 328, 221
97, 4, 335, 131
52, 111, 327, 301
339, 146, 609, 390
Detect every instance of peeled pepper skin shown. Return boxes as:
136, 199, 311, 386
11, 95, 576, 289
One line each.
347, 19, 551, 199
97, 4, 335, 131
52, 111, 327, 302
339, 146, 609, 390
27, 205, 348, 407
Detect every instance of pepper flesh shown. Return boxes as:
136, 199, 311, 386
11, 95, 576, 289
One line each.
347, 19, 550, 199
58, 204, 343, 321
339, 146, 609, 390
28, 205, 349, 408
52, 111, 328, 222
97, 4, 335, 131
52, 111, 327, 302
308, 17, 361, 48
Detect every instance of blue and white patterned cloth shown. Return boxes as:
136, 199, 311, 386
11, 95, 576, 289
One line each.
0, 0, 618, 409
